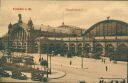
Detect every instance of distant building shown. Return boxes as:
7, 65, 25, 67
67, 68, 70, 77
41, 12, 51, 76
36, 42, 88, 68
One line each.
2, 14, 83, 53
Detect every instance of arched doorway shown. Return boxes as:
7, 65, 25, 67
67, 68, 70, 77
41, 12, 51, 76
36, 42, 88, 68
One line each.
77, 43, 82, 56
63, 44, 68, 56
42, 44, 48, 54
94, 43, 103, 54
68, 43, 75, 57
117, 44, 128, 56
105, 44, 114, 57
83, 43, 91, 54
49, 44, 54, 54
54, 44, 60, 55
113, 44, 128, 61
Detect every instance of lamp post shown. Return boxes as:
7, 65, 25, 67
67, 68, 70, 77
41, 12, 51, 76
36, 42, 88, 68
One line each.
46, 44, 49, 78
26, 32, 29, 55
49, 53, 51, 74
37, 38, 41, 61
81, 30, 84, 69
49, 51, 54, 74
81, 46, 84, 69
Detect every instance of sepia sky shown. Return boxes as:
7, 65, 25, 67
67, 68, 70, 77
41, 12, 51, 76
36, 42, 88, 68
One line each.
0, 0, 128, 37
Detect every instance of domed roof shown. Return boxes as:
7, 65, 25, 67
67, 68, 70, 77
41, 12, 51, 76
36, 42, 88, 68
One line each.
11, 23, 29, 30
9, 14, 32, 32
58, 22, 80, 30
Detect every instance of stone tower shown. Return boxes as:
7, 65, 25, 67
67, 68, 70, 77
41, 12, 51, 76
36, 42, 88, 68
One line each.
8, 22, 12, 33
18, 14, 22, 23
28, 18, 34, 29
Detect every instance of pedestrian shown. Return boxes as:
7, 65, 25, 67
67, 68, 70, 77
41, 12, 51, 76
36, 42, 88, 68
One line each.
42, 57, 43, 61
106, 66, 108, 71
115, 80, 119, 83
99, 80, 104, 83
122, 79, 125, 83
110, 58, 112, 62
70, 60, 72, 66
102, 58, 103, 62
104, 59, 105, 64
39, 58, 41, 62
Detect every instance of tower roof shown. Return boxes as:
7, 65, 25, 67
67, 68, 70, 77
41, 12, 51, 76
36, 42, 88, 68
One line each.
8, 22, 12, 28
18, 14, 22, 23
28, 18, 33, 26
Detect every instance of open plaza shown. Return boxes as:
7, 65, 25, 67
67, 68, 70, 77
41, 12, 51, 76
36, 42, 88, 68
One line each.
0, 52, 127, 83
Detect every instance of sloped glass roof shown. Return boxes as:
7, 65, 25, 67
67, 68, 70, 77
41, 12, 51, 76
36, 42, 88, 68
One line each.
83, 20, 128, 37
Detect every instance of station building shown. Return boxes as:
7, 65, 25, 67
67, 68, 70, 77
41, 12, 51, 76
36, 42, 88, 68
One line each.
1, 14, 128, 61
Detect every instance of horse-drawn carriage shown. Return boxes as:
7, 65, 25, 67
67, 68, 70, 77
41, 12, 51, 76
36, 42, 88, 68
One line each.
11, 70, 27, 80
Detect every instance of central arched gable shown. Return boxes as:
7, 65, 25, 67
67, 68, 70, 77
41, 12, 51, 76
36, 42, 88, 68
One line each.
9, 23, 28, 42
83, 20, 128, 38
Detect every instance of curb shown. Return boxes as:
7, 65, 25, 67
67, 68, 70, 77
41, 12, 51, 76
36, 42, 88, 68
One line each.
50, 71, 67, 79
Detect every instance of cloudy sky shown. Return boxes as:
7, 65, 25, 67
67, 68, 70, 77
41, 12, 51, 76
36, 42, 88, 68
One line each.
0, 0, 128, 37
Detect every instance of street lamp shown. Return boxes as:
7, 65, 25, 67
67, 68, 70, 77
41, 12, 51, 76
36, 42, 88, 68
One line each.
46, 44, 49, 78
37, 38, 41, 61
81, 29, 84, 69
81, 47, 84, 69
49, 50, 54, 74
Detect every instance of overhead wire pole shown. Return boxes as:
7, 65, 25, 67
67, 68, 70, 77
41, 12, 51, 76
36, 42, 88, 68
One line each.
7, 28, 10, 55
26, 33, 28, 55
49, 50, 52, 74
39, 29, 41, 60
47, 46, 49, 78
81, 55, 83, 68
81, 29, 83, 68
46, 31, 49, 78
49, 30, 55, 75
37, 37, 41, 61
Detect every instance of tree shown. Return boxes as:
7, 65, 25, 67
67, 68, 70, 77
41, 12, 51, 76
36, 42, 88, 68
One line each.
40, 60, 48, 67
0, 56, 7, 64
40, 60, 48, 71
